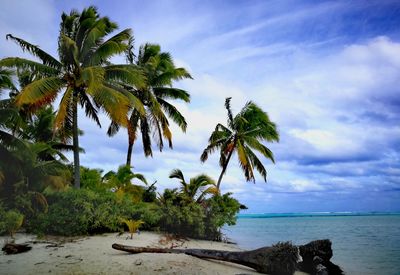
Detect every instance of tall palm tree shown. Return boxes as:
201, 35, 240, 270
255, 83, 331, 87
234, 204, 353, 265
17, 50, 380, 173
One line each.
0, 6, 145, 188
201, 97, 279, 190
102, 165, 147, 189
169, 169, 218, 203
108, 43, 191, 166
103, 165, 148, 202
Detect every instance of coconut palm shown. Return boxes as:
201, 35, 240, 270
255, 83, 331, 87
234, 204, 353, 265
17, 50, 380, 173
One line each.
0, 6, 145, 188
169, 169, 218, 203
201, 97, 279, 190
102, 165, 147, 189
103, 165, 148, 202
108, 43, 191, 166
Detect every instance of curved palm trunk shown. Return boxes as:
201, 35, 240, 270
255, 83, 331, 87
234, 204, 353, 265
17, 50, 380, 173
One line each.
126, 141, 133, 166
72, 93, 80, 188
216, 147, 235, 190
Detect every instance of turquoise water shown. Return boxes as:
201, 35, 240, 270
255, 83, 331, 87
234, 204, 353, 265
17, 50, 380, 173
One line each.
223, 213, 400, 275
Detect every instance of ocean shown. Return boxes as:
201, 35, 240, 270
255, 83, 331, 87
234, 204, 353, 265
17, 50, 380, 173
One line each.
223, 213, 400, 275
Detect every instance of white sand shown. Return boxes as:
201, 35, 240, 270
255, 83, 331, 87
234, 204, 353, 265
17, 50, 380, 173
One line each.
0, 232, 307, 274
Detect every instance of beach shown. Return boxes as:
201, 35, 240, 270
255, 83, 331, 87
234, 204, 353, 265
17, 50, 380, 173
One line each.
1, 232, 307, 275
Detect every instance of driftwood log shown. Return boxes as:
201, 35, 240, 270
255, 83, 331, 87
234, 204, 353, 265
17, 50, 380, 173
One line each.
113, 242, 299, 275
298, 240, 344, 275
112, 239, 343, 275
2, 243, 32, 255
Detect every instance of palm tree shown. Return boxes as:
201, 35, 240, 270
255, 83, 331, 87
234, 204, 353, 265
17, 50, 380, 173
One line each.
201, 97, 279, 190
0, 6, 145, 188
103, 165, 148, 202
108, 43, 191, 166
169, 169, 218, 203
102, 165, 147, 189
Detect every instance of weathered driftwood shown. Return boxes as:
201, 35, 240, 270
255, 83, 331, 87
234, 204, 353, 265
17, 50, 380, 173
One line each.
112, 242, 299, 275
2, 243, 32, 254
298, 240, 343, 275
113, 239, 344, 275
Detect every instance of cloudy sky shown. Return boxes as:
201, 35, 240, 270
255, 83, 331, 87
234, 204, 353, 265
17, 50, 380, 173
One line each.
1, 0, 400, 213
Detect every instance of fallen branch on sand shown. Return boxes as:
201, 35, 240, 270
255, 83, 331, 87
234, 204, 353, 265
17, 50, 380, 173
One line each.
112, 239, 343, 275
113, 241, 299, 275
2, 242, 32, 254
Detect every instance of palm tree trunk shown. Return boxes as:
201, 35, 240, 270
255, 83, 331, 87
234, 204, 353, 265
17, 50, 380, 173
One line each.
72, 93, 80, 189
216, 147, 235, 190
126, 141, 133, 166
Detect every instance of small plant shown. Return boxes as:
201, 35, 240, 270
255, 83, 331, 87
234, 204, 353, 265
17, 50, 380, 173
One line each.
4, 210, 24, 238
121, 219, 144, 239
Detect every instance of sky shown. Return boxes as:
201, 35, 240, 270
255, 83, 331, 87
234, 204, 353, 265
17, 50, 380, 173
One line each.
1, 0, 400, 213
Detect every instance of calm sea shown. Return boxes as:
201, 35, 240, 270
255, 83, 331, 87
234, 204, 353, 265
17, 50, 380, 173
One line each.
223, 213, 400, 275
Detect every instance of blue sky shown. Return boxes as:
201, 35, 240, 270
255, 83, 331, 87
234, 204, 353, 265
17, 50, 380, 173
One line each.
1, 0, 400, 213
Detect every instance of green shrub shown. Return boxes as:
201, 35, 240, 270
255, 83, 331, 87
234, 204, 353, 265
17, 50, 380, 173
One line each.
157, 190, 242, 240
0, 208, 24, 237
80, 167, 105, 191
204, 193, 242, 240
27, 189, 146, 236
159, 200, 205, 238
130, 202, 161, 230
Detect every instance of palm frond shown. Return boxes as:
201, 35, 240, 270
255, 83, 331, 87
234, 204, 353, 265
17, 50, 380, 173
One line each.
16, 77, 64, 107
80, 66, 105, 94
80, 17, 118, 62
6, 34, 62, 69
0, 68, 16, 91
106, 83, 145, 115
154, 87, 190, 102
105, 64, 145, 88
58, 34, 79, 67
88, 28, 132, 66
172, 67, 193, 80
78, 90, 101, 127
160, 118, 172, 148
91, 84, 130, 127
0, 57, 59, 76
236, 140, 250, 171
107, 120, 120, 137
157, 98, 187, 132
245, 145, 267, 182
200, 138, 226, 162
169, 168, 185, 182
243, 136, 275, 163
132, 172, 147, 184
54, 87, 73, 131
224, 97, 234, 129
209, 124, 231, 143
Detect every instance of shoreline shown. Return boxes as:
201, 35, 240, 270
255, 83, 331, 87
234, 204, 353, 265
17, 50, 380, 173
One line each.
0, 232, 307, 274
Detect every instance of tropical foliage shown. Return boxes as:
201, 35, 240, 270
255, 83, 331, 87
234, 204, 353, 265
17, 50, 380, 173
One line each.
201, 97, 279, 189
0, 6, 272, 241
0, 6, 145, 188
121, 218, 144, 239
158, 171, 242, 240
0, 207, 24, 238
169, 169, 218, 203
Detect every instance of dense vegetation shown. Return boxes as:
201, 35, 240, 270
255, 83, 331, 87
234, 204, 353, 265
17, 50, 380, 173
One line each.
0, 6, 277, 240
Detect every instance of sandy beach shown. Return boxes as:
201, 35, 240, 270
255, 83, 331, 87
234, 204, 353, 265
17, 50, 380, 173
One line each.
0, 232, 308, 275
